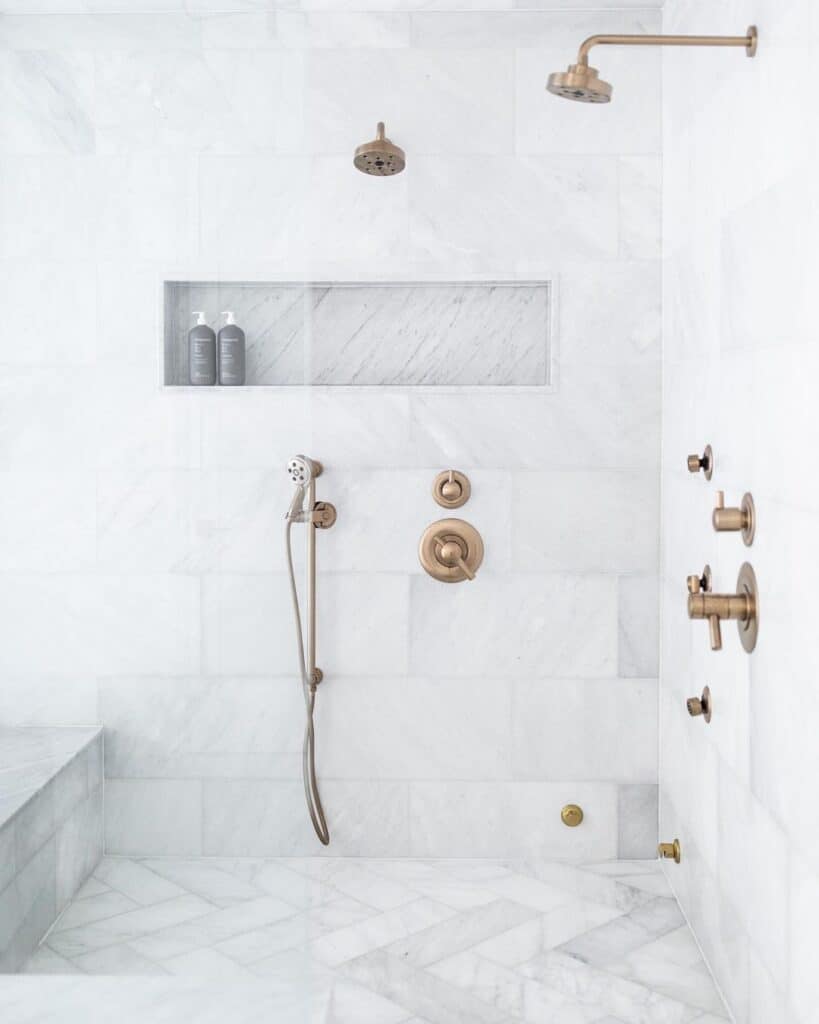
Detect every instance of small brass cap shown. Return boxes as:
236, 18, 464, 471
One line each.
658, 839, 681, 864
687, 685, 712, 723
687, 445, 713, 479
561, 804, 584, 827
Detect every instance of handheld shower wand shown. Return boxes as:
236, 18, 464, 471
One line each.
284, 456, 336, 845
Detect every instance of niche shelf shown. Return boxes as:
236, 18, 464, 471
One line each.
163, 280, 551, 388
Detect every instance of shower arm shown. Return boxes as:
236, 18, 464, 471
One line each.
576, 29, 757, 65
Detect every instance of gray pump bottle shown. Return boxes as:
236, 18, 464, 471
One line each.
188, 312, 216, 385
218, 311, 246, 386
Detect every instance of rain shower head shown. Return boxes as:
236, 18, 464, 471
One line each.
546, 26, 757, 104
354, 122, 406, 176
547, 64, 612, 104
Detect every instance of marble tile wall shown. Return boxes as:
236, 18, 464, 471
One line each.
0, 6, 661, 858
0, 730, 103, 972
660, 2, 818, 1022
164, 281, 552, 387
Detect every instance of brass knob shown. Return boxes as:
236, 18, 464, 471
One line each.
687, 565, 711, 595
686, 685, 712, 723
432, 470, 470, 510
561, 804, 584, 827
712, 491, 755, 546
658, 839, 681, 863
687, 445, 713, 479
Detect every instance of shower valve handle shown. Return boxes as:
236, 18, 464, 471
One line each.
435, 538, 476, 580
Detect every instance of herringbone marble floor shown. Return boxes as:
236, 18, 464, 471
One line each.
20, 857, 728, 1023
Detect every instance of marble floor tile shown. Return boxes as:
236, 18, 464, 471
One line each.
20, 857, 728, 1024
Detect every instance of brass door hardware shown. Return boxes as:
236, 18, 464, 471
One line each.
687, 445, 714, 480
687, 562, 759, 653
658, 839, 681, 864
432, 470, 471, 510
687, 685, 712, 723
561, 804, 584, 827
712, 491, 755, 546
419, 518, 484, 583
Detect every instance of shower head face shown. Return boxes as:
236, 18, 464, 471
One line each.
354, 122, 406, 176
547, 64, 612, 103
287, 456, 320, 488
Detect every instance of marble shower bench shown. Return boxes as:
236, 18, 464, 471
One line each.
0, 727, 103, 972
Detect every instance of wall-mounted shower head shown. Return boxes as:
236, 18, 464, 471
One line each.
354, 122, 406, 176
547, 26, 757, 104
547, 64, 612, 103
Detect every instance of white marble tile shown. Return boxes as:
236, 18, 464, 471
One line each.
93, 858, 188, 907
104, 780, 203, 857
512, 470, 658, 574
410, 574, 617, 679
46, 894, 217, 958
512, 679, 657, 783
202, 780, 410, 857
619, 155, 661, 261
618, 575, 660, 678
99, 677, 303, 780
71, 943, 168, 976
409, 155, 619, 269
52, 888, 138, 934
95, 51, 282, 155
309, 898, 456, 967
472, 900, 623, 967
409, 782, 618, 859
317, 677, 512, 781
0, 51, 94, 155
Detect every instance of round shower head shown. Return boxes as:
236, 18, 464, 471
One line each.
287, 456, 322, 487
354, 122, 406, 176
546, 63, 612, 103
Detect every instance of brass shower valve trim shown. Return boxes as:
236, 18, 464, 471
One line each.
687, 562, 759, 653
432, 470, 471, 510
687, 445, 714, 480
419, 518, 484, 583
687, 565, 713, 597
712, 491, 755, 546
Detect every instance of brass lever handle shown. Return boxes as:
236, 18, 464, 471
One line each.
712, 491, 755, 545
435, 539, 476, 580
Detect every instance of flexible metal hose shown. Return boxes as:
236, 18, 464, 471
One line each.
284, 518, 330, 845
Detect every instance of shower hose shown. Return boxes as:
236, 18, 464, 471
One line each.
284, 518, 330, 845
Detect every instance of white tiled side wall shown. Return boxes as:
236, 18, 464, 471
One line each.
661, 2, 818, 1022
0, 9, 661, 858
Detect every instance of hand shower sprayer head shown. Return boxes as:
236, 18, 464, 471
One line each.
286, 456, 322, 521
287, 455, 321, 487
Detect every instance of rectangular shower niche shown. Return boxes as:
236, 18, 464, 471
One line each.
163, 280, 551, 387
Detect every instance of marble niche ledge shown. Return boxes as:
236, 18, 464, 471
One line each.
0, 727, 103, 973
163, 280, 552, 387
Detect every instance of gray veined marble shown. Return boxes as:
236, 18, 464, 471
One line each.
164, 281, 551, 387
20, 855, 728, 1024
